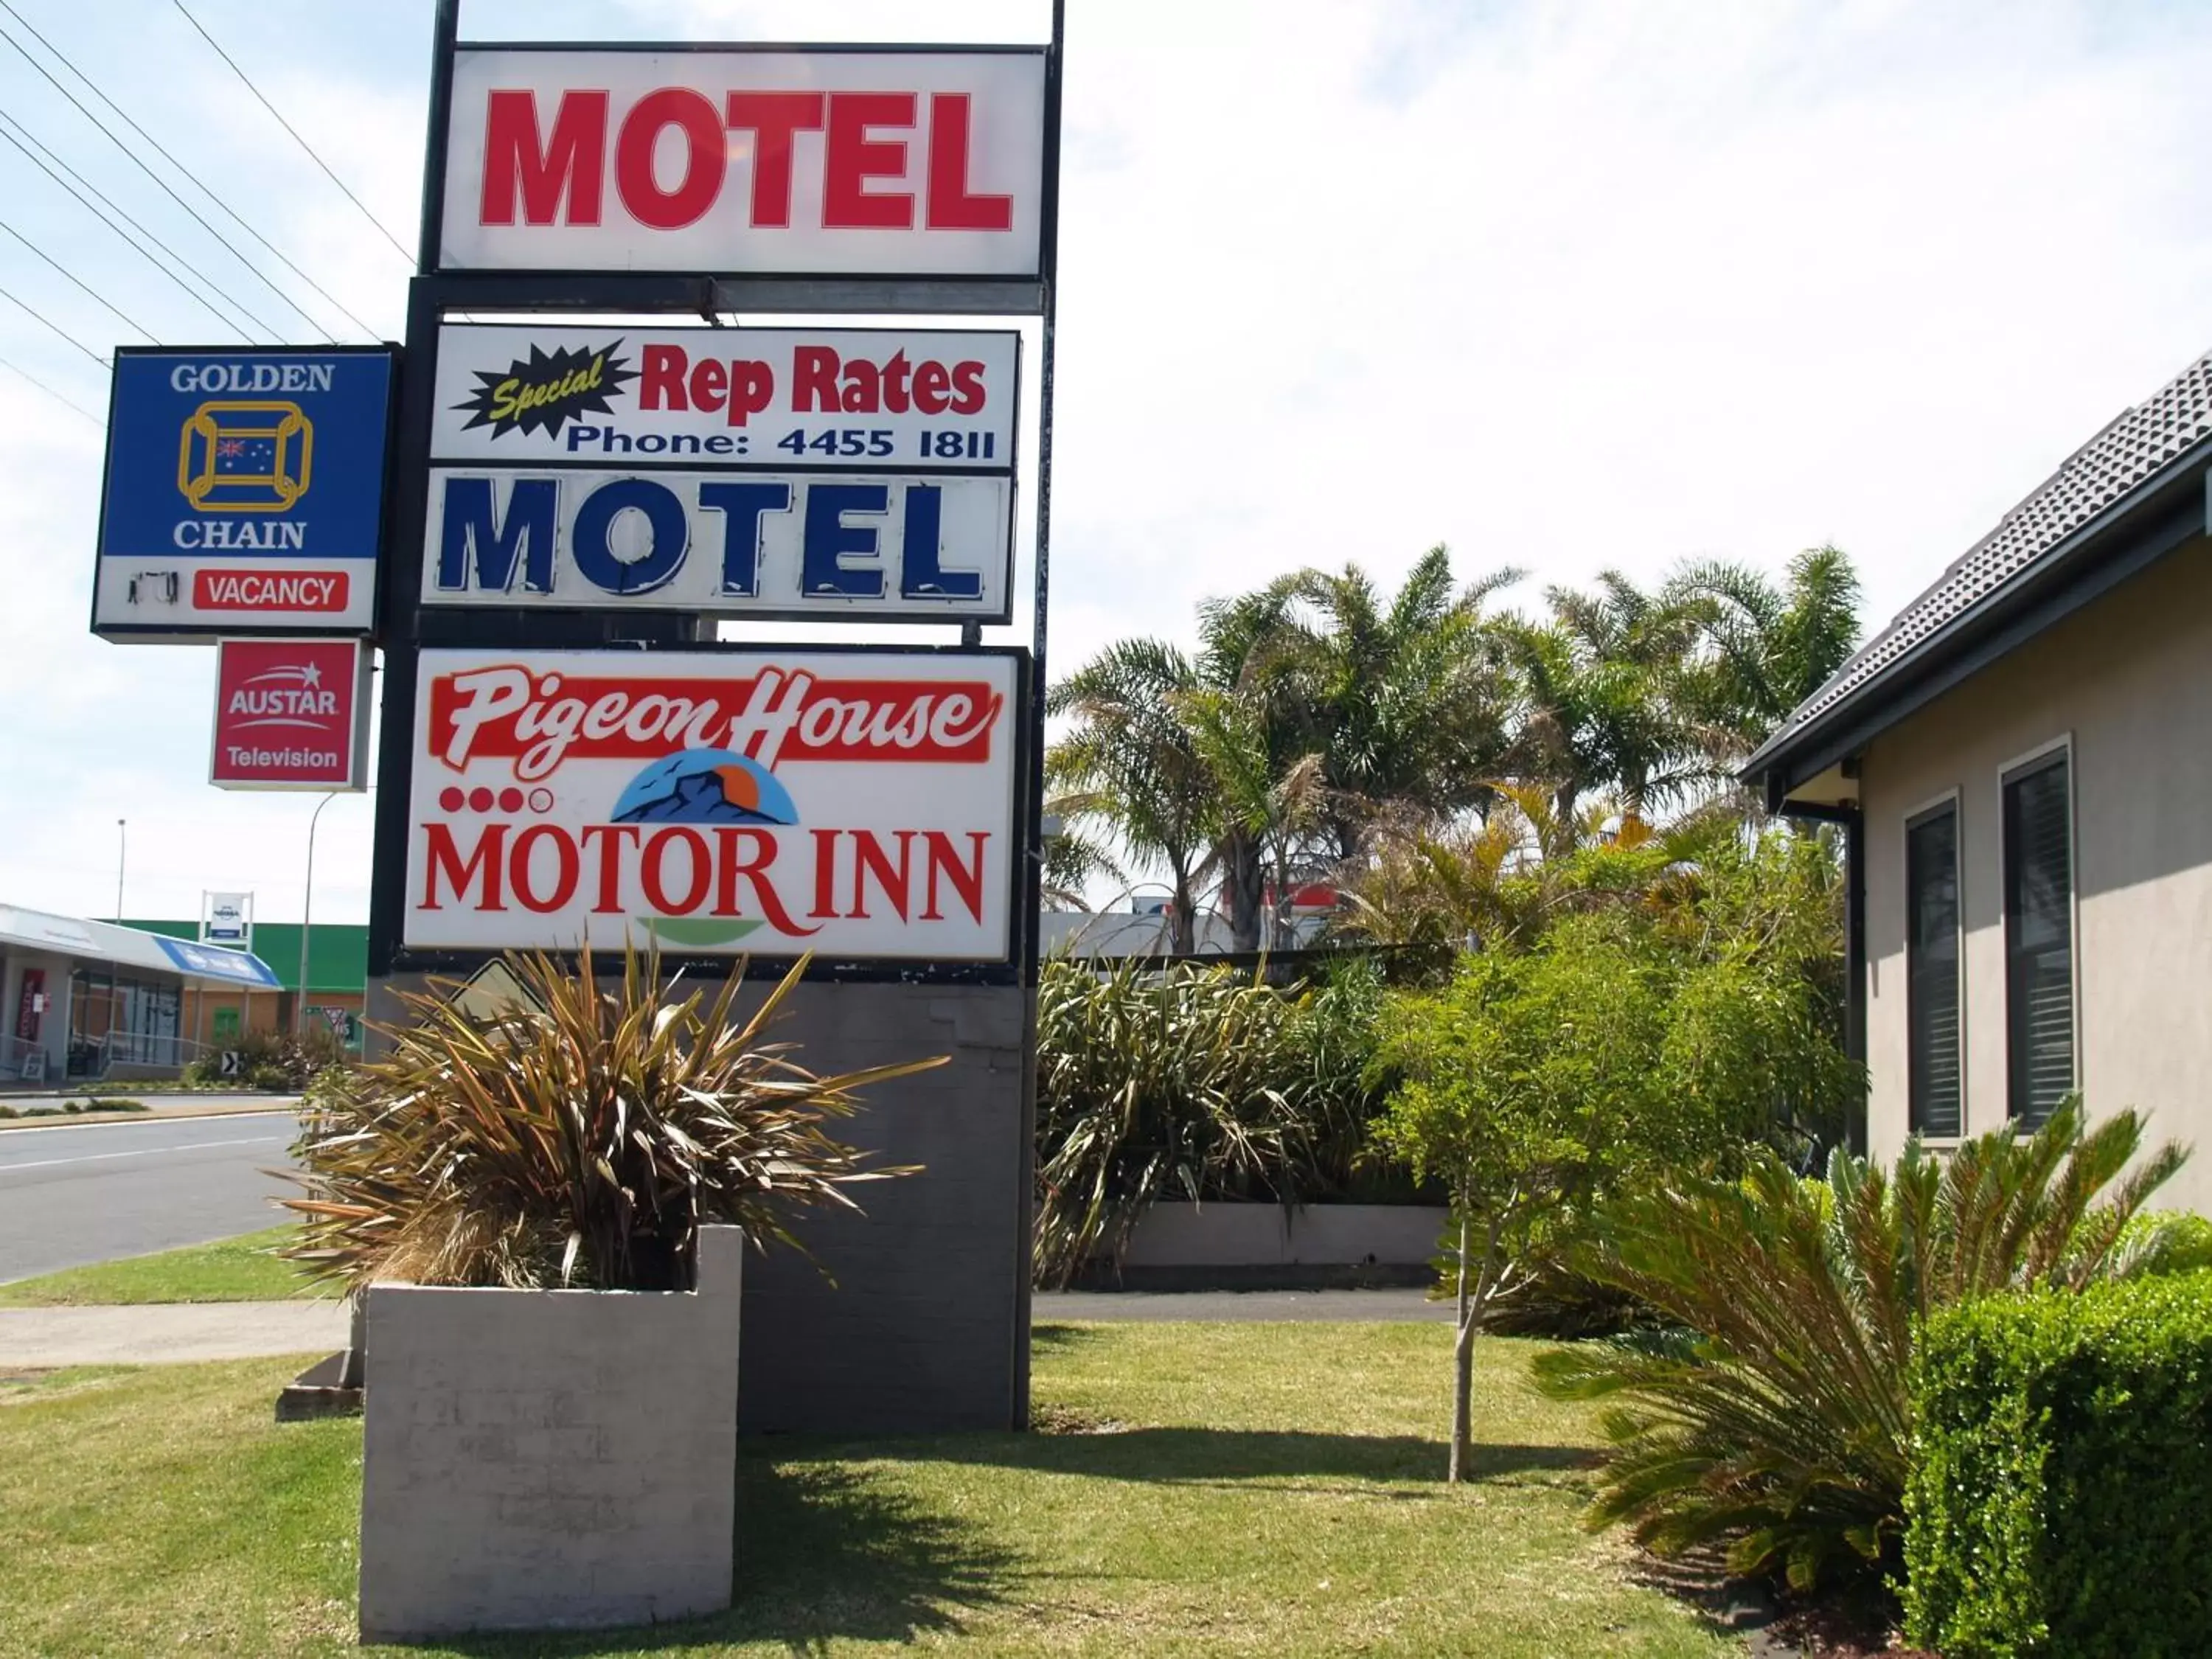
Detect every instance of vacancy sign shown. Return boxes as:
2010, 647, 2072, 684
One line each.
402, 648, 1021, 960
438, 48, 1048, 276
209, 637, 372, 790
94, 348, 395, 641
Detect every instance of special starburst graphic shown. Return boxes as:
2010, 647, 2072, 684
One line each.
452, 340, 636, 438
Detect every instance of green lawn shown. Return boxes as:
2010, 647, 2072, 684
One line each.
0, 1227, 328, 1307
0, 1322, 1739, 1658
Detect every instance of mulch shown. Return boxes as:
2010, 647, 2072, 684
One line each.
1632, 1548, 1941, 1658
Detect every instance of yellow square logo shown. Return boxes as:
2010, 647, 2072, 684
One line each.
177, 400, 313, 512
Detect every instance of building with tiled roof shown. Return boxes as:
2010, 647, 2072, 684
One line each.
1746, 345, 2212, 1212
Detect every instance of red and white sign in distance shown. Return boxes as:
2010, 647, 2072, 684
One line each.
209, 637, 372, 791
403, 648, 1020, 961
439, 48, 1048, 277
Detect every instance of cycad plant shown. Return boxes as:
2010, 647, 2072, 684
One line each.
281, 946, 941, 1295
1534, 1101, 2188, 1593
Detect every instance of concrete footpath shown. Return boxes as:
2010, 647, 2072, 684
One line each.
0, 1287, 1450, 1368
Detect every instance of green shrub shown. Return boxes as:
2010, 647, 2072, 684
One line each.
1033, 956, 1391, 1287
2102, 1208, 2212, 1277
184, 1024, 349, 1090
1534, 1101, 2186, 1593
1905, 1270, 2212, 1658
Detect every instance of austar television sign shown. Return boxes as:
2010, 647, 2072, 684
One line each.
209, 636, 372, 790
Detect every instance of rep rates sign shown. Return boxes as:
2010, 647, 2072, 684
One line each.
403, 648, 1021, 961
422, 324, 1018, 620
437, 47, 1048, 278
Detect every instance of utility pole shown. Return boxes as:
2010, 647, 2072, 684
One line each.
114, 818, 126, 921
297, 791, 341, 1036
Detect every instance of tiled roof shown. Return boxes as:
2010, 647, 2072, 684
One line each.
1749, 349, 2212, 774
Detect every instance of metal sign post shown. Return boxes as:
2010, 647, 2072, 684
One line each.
352, 0, 1066, 1435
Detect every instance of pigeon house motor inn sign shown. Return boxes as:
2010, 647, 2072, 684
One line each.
402, 648, 1023, 961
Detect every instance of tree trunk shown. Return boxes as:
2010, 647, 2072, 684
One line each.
1449, 1205, 1472, 1484
1169, 877, 1197, 955
1225, 832, 1265, 953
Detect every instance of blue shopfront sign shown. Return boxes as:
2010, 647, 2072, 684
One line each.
153, 936, 284, 990
93, 346, 396, 641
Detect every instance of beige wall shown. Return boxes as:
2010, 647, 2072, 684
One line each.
1861, 532, 2212, 1213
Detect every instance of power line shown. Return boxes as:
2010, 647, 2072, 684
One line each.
0, 347, 97, 422
0, 112, 267, 341
170, 0, 414, 266
0, 212, 156, 341
0, 0, 379, 339
0, 10, 314, 343
0, 276, 106, 365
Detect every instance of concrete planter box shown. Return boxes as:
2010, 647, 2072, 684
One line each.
358, 1227, 742, 1642
1081, 1202, 1450, 1290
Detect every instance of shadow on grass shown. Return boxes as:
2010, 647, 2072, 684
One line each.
1029, 1321, 1108, 1354
431, 1458, 1020, 1657
871, 1422, 1596, 1489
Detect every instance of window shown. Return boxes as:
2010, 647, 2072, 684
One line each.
1906, 803, 1963, 1137
2003, 749, 2075, 1127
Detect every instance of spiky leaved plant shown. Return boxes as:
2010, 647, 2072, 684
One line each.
1533, 1099, 2188, 1593
280, 945, 939, 1294
1032, 956, 1382, 1289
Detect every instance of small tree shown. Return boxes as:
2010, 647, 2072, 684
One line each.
1372, 925, 1672, 1481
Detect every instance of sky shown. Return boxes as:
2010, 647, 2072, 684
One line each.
1, 0, 2211, 928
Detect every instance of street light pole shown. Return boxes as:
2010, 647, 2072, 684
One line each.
297, 792, 339, 1036
114, 818, 126, 922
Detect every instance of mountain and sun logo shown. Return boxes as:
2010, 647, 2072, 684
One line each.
452, 340, 636, 439
603, 749, 796, 947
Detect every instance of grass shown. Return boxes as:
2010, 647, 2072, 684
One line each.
0, 1323, 1741, 1658
0, 1099, 152, 1119
0, 1227, 328, 1307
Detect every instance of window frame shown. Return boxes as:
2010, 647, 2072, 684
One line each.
1902, 787, 1966, 1143
1997, 734, 2079, 1130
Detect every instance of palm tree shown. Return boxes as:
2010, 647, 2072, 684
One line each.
1268, 547, 1523, 863
1512, 571, 1708, 832
1666, 544, 1863, 762
1045, 641, 1218, 953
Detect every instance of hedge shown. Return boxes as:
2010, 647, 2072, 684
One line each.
1903, 1269, 2212, 1658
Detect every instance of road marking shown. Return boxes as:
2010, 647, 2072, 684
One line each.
0, 1133, 288, 1175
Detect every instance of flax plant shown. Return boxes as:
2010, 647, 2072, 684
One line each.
280, 945, 939, 1295
1032, 956, 1382, 1287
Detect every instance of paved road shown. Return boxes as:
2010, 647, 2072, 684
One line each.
0, 1113, 300, 1285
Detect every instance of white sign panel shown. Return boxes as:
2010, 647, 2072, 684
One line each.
422, 470, 1012, 619
403, 648, 1021, 960
200, 891, 254, 950
439, 48, 1048, 277
429, 325, 1018, 467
